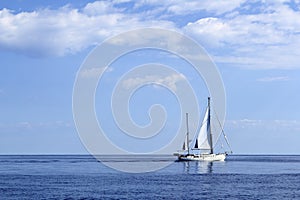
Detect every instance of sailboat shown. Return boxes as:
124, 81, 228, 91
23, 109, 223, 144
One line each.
174, 97, 232, 161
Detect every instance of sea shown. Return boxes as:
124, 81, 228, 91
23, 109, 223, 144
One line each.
0, 155, 300, 199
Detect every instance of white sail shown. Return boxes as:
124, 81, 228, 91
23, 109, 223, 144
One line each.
191, 107, 212, 150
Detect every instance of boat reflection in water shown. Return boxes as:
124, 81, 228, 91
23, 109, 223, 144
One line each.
181, 161, 214, 174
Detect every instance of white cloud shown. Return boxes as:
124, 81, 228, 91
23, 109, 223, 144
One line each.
227, 119, 300, 132
122, 73, 185, 91
79, 67, 113, 79
184, 17, 237, 48
1, 0, 300, 70
0, 2, 175, 57
0, 121, 73, 133
183, 1, 300, 69
83, 1, 117, 15
257, 76, 290, 82
135, 0, 246, 15
17, 122, 32, 129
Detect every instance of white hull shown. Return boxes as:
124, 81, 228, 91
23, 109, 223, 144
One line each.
174, 153, 226, 161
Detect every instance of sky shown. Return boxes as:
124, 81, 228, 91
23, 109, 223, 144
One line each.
1, 0, 300, 154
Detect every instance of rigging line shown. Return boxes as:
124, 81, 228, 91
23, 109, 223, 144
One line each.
212, 121, 222, 146
214, 144, 223, 153
213, 108, 233, 153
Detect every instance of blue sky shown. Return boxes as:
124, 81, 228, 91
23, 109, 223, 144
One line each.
1, 0, 300, 154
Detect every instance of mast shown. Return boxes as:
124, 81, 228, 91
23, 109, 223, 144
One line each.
186, 113, 190, 155
208, 97, 213, 154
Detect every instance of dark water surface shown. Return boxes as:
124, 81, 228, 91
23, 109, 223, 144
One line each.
0, 155, 300, 199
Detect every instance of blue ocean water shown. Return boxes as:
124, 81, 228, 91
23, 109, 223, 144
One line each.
0, 155, 300, 199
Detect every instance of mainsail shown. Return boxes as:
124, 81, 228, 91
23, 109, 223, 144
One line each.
190, 98, 213, 152
192, 107, 212, 150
